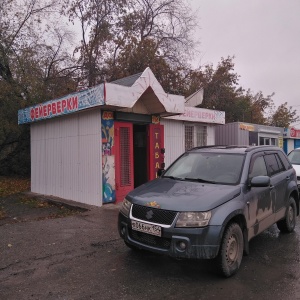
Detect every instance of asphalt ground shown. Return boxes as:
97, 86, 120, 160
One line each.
0, 192, 123, 299
1, 191, 300, 300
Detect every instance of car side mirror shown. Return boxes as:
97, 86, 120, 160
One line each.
250, 175, 270, 187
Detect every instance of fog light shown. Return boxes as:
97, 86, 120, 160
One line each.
178, 241, 187, 250
121, 226, 126, 236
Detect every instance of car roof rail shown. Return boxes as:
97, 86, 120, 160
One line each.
189, 145, 281, 153
188, 145, 226, 151
245, 145, 280, 152
189, 145, 249, 151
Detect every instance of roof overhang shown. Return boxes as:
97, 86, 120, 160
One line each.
104, 68, 184, 115
18, 67, 184, 124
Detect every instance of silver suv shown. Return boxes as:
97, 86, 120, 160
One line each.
118, 146, 299, 277
288, 147, 300, 189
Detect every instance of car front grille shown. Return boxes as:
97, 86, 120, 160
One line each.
131, 204, 177, 225
129, 229, 171, 249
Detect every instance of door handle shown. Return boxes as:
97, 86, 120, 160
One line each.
269, 185, 274, 190
286, 176, 290, 181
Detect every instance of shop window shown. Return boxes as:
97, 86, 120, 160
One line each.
185, 125, 207, 151
259, 136, 277, 146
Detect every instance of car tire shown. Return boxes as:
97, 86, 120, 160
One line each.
276, 196, 297, 233
216, 223, 243, 277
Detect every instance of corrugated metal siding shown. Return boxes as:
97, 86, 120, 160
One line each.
31, 122, 46, 193
30, 108, 102, 206
238, 127, 249, 145
216, 123, 249, 145
161, 119, 184, 168
216, 123, 236, 145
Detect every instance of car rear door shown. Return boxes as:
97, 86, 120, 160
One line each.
264, 153, 286, 211
264, 152, 291, 221
245, 153, 273, 237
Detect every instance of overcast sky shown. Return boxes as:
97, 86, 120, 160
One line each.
190, 0, 300, 116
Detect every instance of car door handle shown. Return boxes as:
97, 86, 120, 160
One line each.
269, 185, 274, 190
286, 176, 290, 181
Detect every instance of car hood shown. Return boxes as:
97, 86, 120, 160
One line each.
126, 178, 241, 211
292, 164, 300, 176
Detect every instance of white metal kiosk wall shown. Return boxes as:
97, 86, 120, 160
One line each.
30, 108, 102, 206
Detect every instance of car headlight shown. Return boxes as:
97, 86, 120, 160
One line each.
120, 198, 132, 217
175, 211, 211, 227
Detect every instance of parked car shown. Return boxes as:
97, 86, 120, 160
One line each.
118, 146, 299, 277
288, 147, 300, 189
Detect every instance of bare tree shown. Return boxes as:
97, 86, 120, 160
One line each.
64, 0, 199, 85
65, 0, 126, 86
0, 0, 78, 175
267, 102, 300, 128
126, 0, 198, 64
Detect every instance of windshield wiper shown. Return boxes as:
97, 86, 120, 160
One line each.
163, 175, 184, 180
184, 177, 216, 184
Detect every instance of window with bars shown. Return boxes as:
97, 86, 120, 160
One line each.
120, 127, 131, 186
185, 125, 194, 151
185, 125, 207, 151
196, 126, 207, 147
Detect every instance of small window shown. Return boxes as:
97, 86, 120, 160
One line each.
259, 137, 264, 145
185, 125, 207, 151
185, 125, 194, 151
264, 154, 281, 176
259, 136, 278, 146
196, 126, 207, 147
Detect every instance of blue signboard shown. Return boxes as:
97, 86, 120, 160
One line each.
18, 84, 105, 124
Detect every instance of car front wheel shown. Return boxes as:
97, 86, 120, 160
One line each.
276, 196, 297, 233
216, 222, 243, 277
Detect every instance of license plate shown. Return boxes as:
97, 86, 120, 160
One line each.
131, 220, 161, 237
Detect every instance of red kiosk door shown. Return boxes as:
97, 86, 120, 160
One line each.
148, 124, 165, 180
115, 122, 134, 202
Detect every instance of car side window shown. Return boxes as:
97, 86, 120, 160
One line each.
277, 151, 292, 170
249, 155, 268, 179
264, 154, 282, 176
275, 154, 285, 172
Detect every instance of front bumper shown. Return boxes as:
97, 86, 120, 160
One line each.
118, 212, 222, 259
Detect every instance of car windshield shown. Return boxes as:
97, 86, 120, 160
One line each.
288, 150, 300, 165
163, 152, 245, 184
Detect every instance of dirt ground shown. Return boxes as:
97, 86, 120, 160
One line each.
0, 177, 85, 226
